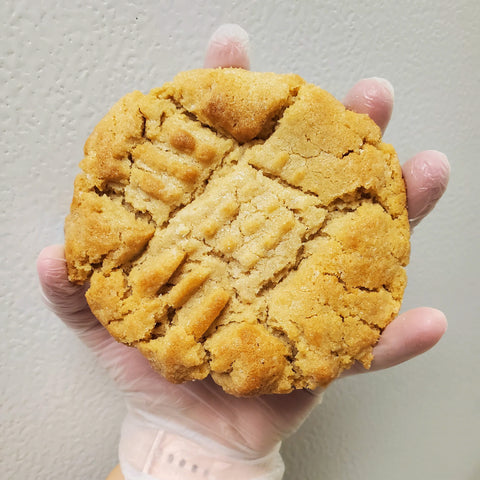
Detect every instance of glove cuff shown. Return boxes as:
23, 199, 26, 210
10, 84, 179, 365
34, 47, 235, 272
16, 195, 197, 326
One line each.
118, 410, 285, 480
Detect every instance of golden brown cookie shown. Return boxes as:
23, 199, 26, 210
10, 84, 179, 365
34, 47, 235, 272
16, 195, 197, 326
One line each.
65, 68, 410, 396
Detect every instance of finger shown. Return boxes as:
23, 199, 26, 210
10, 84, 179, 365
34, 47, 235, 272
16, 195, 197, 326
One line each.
402, 150, 450, 228
370, 307, 447, 371
343, 77, 394, 134
344, 307, 447, 376
37, 245, 151, 377
204, 23, 250, 69
37, 245, 110, 345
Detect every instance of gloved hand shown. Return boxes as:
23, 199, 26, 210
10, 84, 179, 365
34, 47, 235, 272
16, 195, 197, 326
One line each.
37, 24, 450, 480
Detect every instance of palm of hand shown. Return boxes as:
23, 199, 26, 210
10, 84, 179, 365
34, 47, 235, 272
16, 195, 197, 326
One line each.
84, 307, 319, 455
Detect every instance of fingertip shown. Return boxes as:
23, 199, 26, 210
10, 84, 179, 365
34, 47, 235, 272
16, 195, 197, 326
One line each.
370, 77, 395, 100
425, 150, 451, 177
343, 77, 394, 133
403, 150, 450, 227
408, 150, 451, 181
37, 244, 82, 301
37, 244, 66, 275
204, 23, 250, 69
370, 307, 448, 372
414, 307, 448, 345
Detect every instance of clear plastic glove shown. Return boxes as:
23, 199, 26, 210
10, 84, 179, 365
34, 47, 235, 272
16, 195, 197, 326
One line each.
37, 24, 450, 480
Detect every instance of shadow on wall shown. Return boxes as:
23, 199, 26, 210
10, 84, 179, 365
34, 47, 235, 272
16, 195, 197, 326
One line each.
468, 464, 480, 480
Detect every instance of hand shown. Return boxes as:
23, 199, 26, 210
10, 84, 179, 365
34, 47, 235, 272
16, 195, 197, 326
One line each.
37, 24, 450, 480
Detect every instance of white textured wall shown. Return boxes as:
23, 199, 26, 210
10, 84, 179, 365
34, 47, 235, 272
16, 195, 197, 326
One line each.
2, 1, 479, 479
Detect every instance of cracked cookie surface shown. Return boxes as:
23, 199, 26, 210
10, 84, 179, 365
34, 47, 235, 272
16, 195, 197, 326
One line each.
65, 68, 410, 396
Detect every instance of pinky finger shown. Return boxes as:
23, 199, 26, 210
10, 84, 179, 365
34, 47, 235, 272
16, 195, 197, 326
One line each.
369, 307, 447, 371
344, 307, 447, 377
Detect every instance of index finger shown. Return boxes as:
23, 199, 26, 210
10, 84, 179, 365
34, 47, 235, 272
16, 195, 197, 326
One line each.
204, 24, 250, 69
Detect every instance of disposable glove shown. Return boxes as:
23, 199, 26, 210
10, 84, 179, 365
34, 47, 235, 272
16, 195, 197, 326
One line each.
37, 24, 449, 480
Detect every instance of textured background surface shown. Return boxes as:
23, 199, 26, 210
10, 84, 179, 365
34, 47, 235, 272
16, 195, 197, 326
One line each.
1, 1, 479, 479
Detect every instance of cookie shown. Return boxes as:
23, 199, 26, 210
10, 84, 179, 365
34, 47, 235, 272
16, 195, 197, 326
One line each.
65, 68, 410, 396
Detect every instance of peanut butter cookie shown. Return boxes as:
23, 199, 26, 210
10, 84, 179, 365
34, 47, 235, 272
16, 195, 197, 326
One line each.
65, 68, 410, 396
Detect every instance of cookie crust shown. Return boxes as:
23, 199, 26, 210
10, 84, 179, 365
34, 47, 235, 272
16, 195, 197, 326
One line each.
65, 68, 410, 396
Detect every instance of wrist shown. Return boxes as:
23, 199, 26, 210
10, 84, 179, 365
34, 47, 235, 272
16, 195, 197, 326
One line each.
119, 410, 284, 480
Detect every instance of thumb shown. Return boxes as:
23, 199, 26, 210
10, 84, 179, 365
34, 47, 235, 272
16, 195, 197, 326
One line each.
37, 244, 158, 385
37, 244, 112, 349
